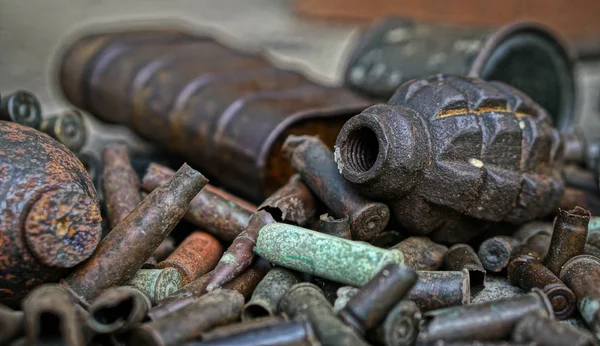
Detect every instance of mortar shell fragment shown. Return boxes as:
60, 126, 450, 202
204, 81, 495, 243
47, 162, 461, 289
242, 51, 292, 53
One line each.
0, 90, 42, 129
392, 237, 448, 271
87, 286, 151, 334
40, 109, 87, 152
408, 270, 470, 312
478, 236, 521, 272
0, 304, 24, 345
318, 213, 352, 239
283, 135, 390, 241
102, 144, 141, 229
512, 314, 596, 346
65, 163, 208, 301
258, 174, 317, 226
127, 268, 184, 305
242, 267, 300, 321
375, 300, 421, 346
544, 207, 590, 276
444, 244, 486, 288
254, 223, 404, 286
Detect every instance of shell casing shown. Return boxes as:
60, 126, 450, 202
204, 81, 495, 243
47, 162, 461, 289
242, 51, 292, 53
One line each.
127, 268, 184, 305
0, 90, 42, 129
87, 286, 151, 334
544, 207, 590, 276
407, 270, 470, 312
102, 144, 141, 229
39, 109, 87, 152
0, 304, 24, 345
513, 314, 596, 346
444, 243, 486, 288
392, 237, 448, 271
318, 213, 352, 240
258, 174, 317, 227
242, 267, 300, 321
373, 300, 421, 346
478, 236, 521, 272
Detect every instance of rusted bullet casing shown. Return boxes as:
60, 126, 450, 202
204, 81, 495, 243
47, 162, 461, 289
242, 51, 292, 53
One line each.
142, 163, 254, 242
258, 174, 317, 226
254, 223, 404, 286
102, 144, 141, 229
335, 75, 565, 243
0, 90, 42, 129
279, 283, 370, 346
418, 289, 554, 343
507, 254, 576, 319
318, 213, 352, 239
478, 236, 521, 272
370, 230, 406, 248
283, 135, 390, 241
513, 314, 596, 346
471, 277, 524, 304
127, 268, 184, 305
373, 300, 421, 346
0, 304, 24, 345
242, 267, 300, 321
87, 286, 151, 334
408, 270, 470, 312
392, 237, 448, 271
339, 263, 417, 334
130, 289, 244, 346
40, 109, 87, 152
157, 231, 223, 284
444, 244, 486, 288
64, 163, 208, 301
544, 207, 590, 276
0, 121, 102, 304
520, 233, 552, 260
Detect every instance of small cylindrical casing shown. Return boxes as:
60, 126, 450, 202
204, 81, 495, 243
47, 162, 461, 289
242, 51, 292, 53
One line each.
478, 236, 521, 272
283, 135, 390, 241
242, 267, 300, 321
444, 244, 486, 288
258, 174, 317, 227
65, 163, 208, 301
392, 237, 448, 271
157, 232, 223, 284
418, 289, 554, 343
0, 90, 42, 129
544, 207, 591, 276
520, 233, 553, 261
127, 268, 185, 305
318, 213, 352, 239
279, 283, 370, 346
508, 255, 576, 319
254, 223, 404, 286
40, 109, 87, 152
374, 300, 421, 346
407, 270, 470, 312
87, 286, 151, 334
339, 263, 417, 334
513, 314, 596, 346
102, 144, 141, 229
130, 289, 244, 346
471, 277, 524, 304
0, 304, 24, 345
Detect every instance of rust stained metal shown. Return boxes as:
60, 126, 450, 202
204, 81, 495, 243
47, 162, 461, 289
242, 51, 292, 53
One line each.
102, 144, 141, 229
544, 207, 590, 276
407, 270, 470, 312
39, 109, 87, 152
477, 236, 521, 272
86, 286, 151, 334
258, 174, 318, 227
444, 244, 486, 289
318, 213, 352, 240
0, 90, 42, 129
392, 236, 448, 271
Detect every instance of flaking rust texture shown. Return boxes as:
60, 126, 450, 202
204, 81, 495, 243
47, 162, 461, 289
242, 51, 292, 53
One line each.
336, 75, 565, 243
0, 121, 101, 305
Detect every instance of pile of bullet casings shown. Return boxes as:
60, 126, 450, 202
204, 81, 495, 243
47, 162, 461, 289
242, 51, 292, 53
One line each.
2, 18, 600, 346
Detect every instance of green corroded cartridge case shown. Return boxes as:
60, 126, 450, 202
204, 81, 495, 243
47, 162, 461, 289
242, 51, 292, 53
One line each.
242, 267, 300, 321
254, 223, 404, 286
127, 268, 184, 305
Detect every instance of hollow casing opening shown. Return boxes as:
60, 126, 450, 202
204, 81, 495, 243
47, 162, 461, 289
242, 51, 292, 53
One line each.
93, 297, 134, 325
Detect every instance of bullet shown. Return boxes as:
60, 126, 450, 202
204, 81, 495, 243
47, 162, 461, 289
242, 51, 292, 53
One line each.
87, 286, 151, 334
154, 237, 177, 262
254, 223, 404, 286
507, 254, 576, 319
339, 263, 417, 334
545, 207, 590, 276
392, 237, 448, 271
0, 90, 42, 129
127, 268, 184, 305
512, 314, 596, 346
0, 304, 24, 345
0, 121, 102, 304
207, 211, 275, 291
157, 232, 223, 284
408, 270, 470, 312
369, 230, 406, 249
40, 109, 87, 152
129, 289, 244, 346
560, 255, 600, 339
242, 267, 300, 321
21, 284, 85, 346
142, 163, 255, 242
477, 236, 521, 272
258, 174, 317, 227
279, 283, 370, 346
318, 213, 352, 239
444, 244, 486, 288
283, 135, 390, 241
102, 144, 141, 229
373, 300, 421, 346
417, 289, 554, 343
64, 163, 208, 301
471, 277, 525, 304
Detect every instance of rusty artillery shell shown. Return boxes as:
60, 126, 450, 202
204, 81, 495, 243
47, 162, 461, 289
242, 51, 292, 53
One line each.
129, 289, 244, 346
142, 163, 254, 242
258, 174, 317, 226
335, 75, 565, 244
418, 289, 554, 343
0, 304, 24, 345
0, 121, 102, 304
242, 267, 300, 321
444, 244, 486, 288
157, 231, 223, 284
64, 163, 208, 301
102, 144, 141, 229
39, 109, 87, 152
279, 283, 370, 346
544, 207, 590, 276
471, 277, 524, 304
127, 268, 184, 305
22, 284, 85, 346
87, 286, 151, 334
560, 255, 600, 339
374, 300, 421, 346
207, 211, 274, 291
507, 254, 576, 319
318, 213, 352, 239
254, 223, 404, 286
408, 270, 470, 312
0, 90, 42, 129
478, 236, 521, 272
339, 263, 417, 334
512, 314, 596, 346
392, 237, 448, 271
283, 135, 390, 241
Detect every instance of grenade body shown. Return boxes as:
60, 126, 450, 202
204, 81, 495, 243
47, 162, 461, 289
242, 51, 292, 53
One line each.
0, 121, 102, 304
336, 75, 564, 243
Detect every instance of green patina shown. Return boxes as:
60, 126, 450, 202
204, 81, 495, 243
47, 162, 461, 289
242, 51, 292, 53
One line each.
127, 268, 184, 304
